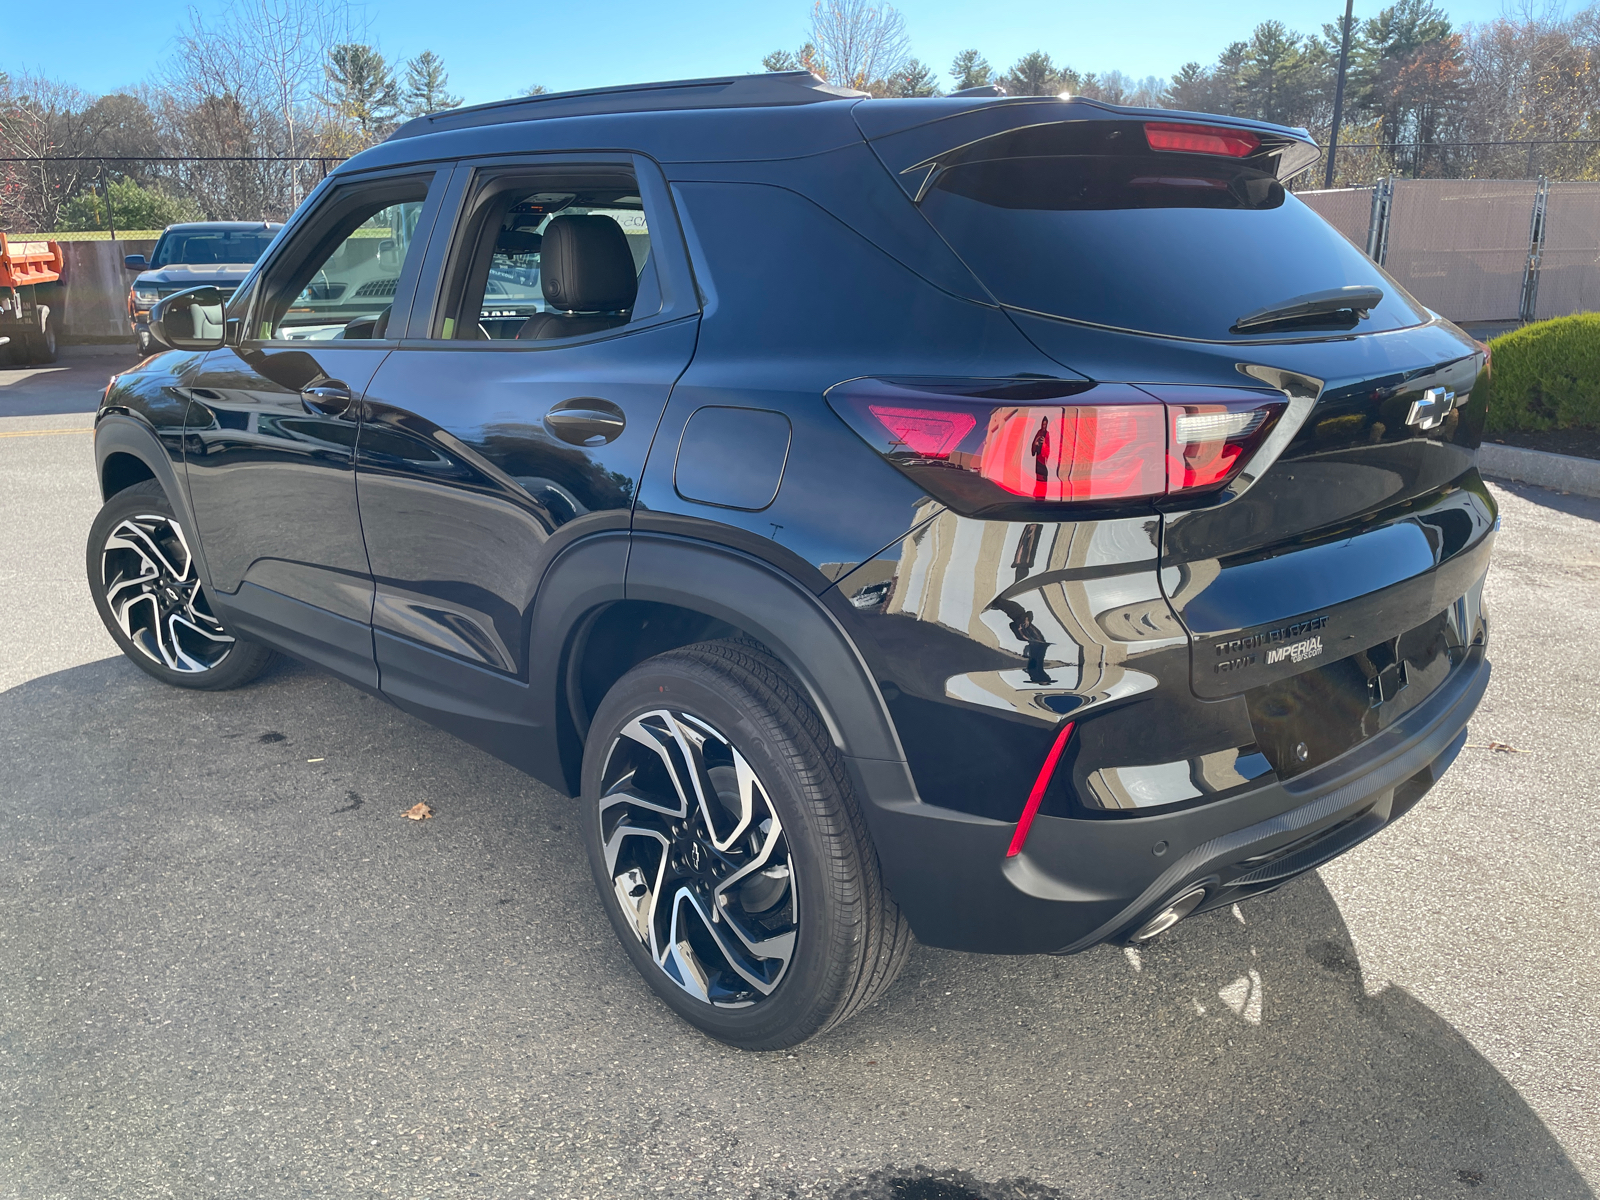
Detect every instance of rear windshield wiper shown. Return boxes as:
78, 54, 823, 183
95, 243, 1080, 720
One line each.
1232, 285, 1384, 334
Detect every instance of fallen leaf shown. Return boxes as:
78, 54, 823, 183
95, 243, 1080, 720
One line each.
1466, 741, 1528, 753
403, 803, 434, 821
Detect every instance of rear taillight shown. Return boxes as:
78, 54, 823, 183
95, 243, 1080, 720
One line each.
828, 378, 1285, 517
1144, 121, 1261, 158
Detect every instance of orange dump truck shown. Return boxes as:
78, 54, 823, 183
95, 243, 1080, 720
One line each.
0, 232, 63, 364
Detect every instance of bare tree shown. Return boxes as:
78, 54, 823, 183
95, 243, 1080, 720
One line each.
0, 74, 95, 231
807, 0, 911, 90
238, 0, 353, 206
165, 0, 355, 215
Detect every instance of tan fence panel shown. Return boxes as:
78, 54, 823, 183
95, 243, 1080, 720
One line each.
1536, 182, 1600, 320
1298, 187, 1372, 251
1382, 180, 1535, 323
58, 239, 156, 340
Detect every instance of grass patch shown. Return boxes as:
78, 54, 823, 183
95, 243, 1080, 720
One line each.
1486, 313, 1600, 433
2, 230, 164, 241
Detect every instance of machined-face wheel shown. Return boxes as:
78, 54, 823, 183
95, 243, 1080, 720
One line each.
100, 512, 234, 673
598, 709, 798, 1008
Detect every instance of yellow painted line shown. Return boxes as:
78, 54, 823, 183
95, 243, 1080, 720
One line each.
0, 427, 94, 438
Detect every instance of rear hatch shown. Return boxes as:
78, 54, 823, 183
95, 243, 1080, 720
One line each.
860, 98, 1495, 778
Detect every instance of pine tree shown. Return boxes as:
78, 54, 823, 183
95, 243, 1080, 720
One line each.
324, 43, 400, 139
1003, 51, 1065, 97
949, 50, 992, 91
883, 59, 942, 97
402, 50, 462, 117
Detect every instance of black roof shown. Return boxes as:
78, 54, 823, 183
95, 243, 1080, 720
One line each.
342, 73, 1315, 179
389, 72, 868, 142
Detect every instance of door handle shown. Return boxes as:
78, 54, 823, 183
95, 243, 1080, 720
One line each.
545, 397, 626, 447
301, 381, 353, 416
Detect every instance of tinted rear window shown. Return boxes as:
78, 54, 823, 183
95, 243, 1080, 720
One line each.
918, 145, 1425, 341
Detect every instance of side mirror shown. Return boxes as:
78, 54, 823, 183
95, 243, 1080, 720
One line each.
148, 286, 226, 351
124, 254, 148, 271
377, 238, 401, 272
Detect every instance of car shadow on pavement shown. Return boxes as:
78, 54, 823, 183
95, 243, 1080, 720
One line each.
1490, 477, 1600, 522
1, 654, 1591, 1200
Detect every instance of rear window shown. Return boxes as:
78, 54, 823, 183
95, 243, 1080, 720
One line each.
917, 133, 1426, 341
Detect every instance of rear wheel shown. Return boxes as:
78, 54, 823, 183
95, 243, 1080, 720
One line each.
86, 479, 273, 690
22, 306, 56, 365
580, 639, 911, 1049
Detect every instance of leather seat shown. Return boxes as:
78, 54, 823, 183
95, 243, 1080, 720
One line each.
516, 215, 637, 340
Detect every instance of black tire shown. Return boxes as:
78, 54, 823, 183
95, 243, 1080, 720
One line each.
86, 479, 274, 690
22, 306, 57, 365
580, 638, 911, 1050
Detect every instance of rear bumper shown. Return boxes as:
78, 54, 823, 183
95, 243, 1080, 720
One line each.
853, 643, 1489, 955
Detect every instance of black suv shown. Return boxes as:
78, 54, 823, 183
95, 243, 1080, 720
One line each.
89, 73, 1494, 1050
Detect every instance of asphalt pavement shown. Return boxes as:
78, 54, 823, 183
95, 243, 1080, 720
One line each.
2, 350, 1597, 1200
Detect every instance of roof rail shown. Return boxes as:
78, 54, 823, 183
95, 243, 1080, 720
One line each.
388, 71, 868, 141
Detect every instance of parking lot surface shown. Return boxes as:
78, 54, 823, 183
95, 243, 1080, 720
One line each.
2, 352, 1597, 1199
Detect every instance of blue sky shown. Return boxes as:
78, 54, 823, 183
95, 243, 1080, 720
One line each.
7, 0, 1518, 105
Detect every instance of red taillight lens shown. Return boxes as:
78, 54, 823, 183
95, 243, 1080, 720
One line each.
979, 403, 1165, 502
828, 378, 1285, 516
1144, 121, 1261, 158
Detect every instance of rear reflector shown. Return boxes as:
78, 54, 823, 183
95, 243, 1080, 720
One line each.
828, 378, 1285, 517
1007, 721, 1075, 857
866, 405, 975, 458
1144, 121, 1261, 158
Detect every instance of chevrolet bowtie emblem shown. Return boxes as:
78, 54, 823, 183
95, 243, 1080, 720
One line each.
1406, 387, 1457, 431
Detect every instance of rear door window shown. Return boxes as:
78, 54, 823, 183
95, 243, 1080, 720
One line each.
430, 170, 659, 342
914, 122, 1426, 341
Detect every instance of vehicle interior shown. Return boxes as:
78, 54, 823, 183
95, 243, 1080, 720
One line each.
433, 173, 659, 341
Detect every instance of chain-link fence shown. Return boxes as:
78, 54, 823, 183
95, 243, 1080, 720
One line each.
1304, 140, 1600, 191
1300, 176, 1600, 325
0, 155, 350, 234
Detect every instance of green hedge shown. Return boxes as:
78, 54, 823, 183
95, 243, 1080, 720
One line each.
1486, 313, 1600, 432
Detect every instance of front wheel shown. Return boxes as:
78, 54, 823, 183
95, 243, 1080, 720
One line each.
580, 639, 911, 1050
86, 479, 273, 690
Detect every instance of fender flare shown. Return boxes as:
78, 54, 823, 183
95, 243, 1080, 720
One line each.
93, 412, 215, 591
622, 533, 905, 763
524, 530, 921, 797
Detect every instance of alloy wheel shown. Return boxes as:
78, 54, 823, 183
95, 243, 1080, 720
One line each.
598, 709, 798, 1007
100, 512, 234, 673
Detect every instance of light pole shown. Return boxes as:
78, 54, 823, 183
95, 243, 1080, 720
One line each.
1324, 0, 1355, 189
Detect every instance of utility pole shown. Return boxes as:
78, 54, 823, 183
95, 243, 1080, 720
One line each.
1324, 0, 1355, 189
102, 170, 117, 241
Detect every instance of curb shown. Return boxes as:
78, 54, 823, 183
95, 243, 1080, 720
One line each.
1479, 442, 1600, 499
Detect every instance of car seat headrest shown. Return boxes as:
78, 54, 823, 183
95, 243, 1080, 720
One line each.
539, 215, 636, 313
